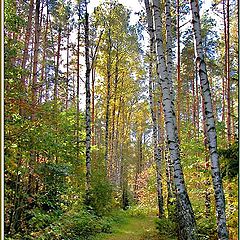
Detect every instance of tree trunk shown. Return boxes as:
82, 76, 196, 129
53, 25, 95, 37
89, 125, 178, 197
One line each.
91, 66, 95, 145
225, 0, 231, 144
104, 28, 112, 176
151, 0, 197, 238
192, 77, 196, 138
20, 0, 34, 116
166, 0, 174, 97
54, 28, 62, 102
201, 92, 211, 218
114, 95, 122, 185
40, 2, 49, 103
189, 1, 229, 239
109, 46, 119, 181
32, 0, 41, 120
66, 23, 70, 110
144, 0, 164, 218
76, 6, 81, 167
195, 64, 200, 139
85, 0, 91, 191
176, 0, 181, 139
91, 29, 103, 146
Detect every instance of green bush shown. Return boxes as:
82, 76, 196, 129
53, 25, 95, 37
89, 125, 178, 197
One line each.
197, 217, 217, 239
127, 205, 148, 217
155, 218, 177, 238
28, 208, 116, 240
85, 174, 113, 216
219, 141, 239, 179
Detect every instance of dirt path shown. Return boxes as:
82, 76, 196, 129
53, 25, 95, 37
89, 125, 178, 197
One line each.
92, 215, 162, 240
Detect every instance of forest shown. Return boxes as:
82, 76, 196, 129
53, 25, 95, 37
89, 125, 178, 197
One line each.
4, 0, 238, 239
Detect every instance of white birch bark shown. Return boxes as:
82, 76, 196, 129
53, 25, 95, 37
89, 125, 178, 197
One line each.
164, 0, 176, 205
144, 0, 164, 218
165, 0, 174, 98
189, 1, 229, 239
150, 0, 197, 238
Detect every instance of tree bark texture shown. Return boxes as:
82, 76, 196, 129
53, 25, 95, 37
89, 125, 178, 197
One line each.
104, 28, 112, 176
85, 0, 91, 191
176, 0, 181, 139
151, 0, 198, 238
189, 1, 229, 239
20, 0, 34, 115
144, 0, 164, 218
31, 0, 41, 120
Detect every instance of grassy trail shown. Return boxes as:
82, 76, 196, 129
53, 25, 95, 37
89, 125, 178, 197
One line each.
92, 215, 163, 240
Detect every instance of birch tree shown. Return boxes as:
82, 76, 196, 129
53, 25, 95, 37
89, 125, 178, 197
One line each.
149, 0, 198, 238
84, 0, 91, 191
189, 1, 229, 239
144, 0, 164, 219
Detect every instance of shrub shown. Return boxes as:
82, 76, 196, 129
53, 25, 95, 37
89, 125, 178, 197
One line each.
197, 217, 217, 240
155, 218, 177, 239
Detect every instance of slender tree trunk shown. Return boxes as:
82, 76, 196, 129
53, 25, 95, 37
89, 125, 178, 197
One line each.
76, 7, 81, 165
231, 99, 235, 141
6, 155, 22, 234
201, 92, 211, 218
225, 0, 231, 144
32, 0, 41, 120
104, 28, 112, 176
151, 0, 197, 238
144, 0, 164, 218
41, 1, 49, 103
195, 64, 200, 139
66, 24, 70, 110
166, 0, 173, 96
85, 0, 91, 191
90, 29, 103, 146
222, 0, 226, 127
110, 46, 119, 180
114, 95, 122, 185
186, 87, 190, 132
192, 77, 196, 138
28, 0, 41, 207
190, 1, 229, 239
134, 132, 143, 199
176, 0, 181, 139
20, 0, 34, 116
54, 28, 62, 102
91, 66, 95, 145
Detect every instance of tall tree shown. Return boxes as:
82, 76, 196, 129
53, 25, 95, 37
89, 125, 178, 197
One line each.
149, 0, 198, 238
144, 0, 164, 219
189, 1, 229, 239
84, 0, 91, 191
176, 0, 181, 138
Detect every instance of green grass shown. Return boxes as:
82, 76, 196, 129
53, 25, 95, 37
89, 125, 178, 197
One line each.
91, 213, 177, 240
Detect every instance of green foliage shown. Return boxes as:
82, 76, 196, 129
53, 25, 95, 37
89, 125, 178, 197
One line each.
196, 216, 217, 240
4, 105, 86, 237
27, 207, 125, 240
126, 205, 150, 217
219, 141, 239, 179
28, 208, 62, 232
85, 174, 113, 216
155, 218, 177, 239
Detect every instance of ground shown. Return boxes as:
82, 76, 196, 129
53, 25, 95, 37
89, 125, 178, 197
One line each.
92, 214, 176, 240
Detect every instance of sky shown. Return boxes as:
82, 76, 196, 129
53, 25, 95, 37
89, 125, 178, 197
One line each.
88, 0, 144, 25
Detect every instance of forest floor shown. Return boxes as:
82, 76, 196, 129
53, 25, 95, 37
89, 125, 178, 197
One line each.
91, 214, 176, 240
